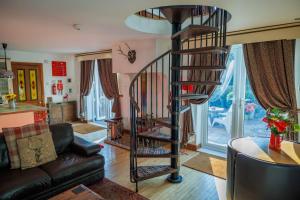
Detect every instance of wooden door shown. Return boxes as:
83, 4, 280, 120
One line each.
11, 62, 44, 105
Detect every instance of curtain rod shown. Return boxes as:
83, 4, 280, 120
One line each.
227, 22, 300, 36
184, 22, 300, 42
75, 49, 112, 57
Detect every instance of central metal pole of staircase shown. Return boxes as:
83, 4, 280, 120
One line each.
167, 22, 183, 183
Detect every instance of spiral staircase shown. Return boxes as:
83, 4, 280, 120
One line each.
129, 5, 231, 192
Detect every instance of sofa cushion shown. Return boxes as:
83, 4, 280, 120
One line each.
49, 123, 74, 154
3, 123, 50, 169
0, 167, 51, 200
40, 152, 104, 185
0, 135, 9, 169
17, 132, 57, 169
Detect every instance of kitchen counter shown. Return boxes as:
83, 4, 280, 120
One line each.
0, 103, 47, 132
0, 103, 47, 115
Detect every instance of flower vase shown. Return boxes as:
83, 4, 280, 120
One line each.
8, 100, 16, 109
269, 133, 282, 151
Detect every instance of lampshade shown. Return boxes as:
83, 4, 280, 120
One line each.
1, 43, 14, 79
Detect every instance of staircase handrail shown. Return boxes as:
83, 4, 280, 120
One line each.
129, 49, 171, 111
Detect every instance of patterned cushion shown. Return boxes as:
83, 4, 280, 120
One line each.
3, 123, 50, 169
17, 132, 57, 169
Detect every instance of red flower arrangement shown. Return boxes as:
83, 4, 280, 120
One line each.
263, 108, 290, 135
262, 108, 300, 150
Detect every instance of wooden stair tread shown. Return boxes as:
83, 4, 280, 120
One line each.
173, 47, 227, 55
136, 165, 176, 181
136, 147, 171, 158
173, 81, 221, 85
138, 130, 172, 142
172, 66, 226, 70
172, 25, 218, 40
176, 94, 208, 100
154, 117, 172, 128
154, 106, 190, 127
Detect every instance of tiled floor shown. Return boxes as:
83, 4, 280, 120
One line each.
208, 119, 269, 145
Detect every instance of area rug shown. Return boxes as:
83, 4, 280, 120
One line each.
89, 178, 149, 200
183, 152, 227, 179
73, 123, 105, 134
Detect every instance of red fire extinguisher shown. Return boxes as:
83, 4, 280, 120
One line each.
52, 83, 57, 95
57, 80, 63, 95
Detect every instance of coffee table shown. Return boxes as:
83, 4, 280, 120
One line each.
49, 184, 105, 200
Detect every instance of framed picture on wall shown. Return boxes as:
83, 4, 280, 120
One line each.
52, 61, 67, 76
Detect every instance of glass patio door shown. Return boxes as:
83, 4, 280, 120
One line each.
201, 44, 269, 152
92, 62, 113, 122
84, 60, 113, 125
202, 45, 246, 151
242, 77, 269, 137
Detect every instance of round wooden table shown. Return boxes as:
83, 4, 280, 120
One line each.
230, 137, 300, 165
227, 137, 300, 200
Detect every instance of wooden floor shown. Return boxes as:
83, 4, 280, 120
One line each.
99, 143, 227, 200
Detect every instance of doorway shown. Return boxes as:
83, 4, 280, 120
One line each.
201, 45, 268, 152
84, 60, 113, 127
11, 62, 44, 105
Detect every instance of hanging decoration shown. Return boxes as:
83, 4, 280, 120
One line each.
29, 69, 38, 100
17, 69, 26, 101
117, 43, 136, 64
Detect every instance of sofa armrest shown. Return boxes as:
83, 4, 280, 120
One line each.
71, 136, 101, 156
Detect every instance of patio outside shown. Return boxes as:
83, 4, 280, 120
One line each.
207, 75, 270, 146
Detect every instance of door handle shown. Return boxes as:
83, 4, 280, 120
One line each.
240, 98, 245, 109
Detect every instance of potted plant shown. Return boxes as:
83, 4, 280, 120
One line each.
263, 108, 300, 151
4, 93, 16, 109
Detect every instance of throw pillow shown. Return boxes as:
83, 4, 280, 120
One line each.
17, 132, 57, 169
3, 122, 50, 169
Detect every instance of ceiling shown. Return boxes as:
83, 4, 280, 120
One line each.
0, 0, 299, 54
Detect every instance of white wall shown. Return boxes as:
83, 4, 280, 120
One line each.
6, 50, 77, 103
112, 39, 157, 129
112, 39, 156, 74
112, 38, 173, 129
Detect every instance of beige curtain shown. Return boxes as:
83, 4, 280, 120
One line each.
182, 106, 193, 145
243, 39, 298, 141
97, 59, 121, 118
80, 60, 95, 115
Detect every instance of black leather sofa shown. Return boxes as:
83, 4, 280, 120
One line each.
0, 123, 105, 200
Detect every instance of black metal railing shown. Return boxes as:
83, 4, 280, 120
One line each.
129, 50, 172, 182
129, 5, 230, 185
135, 8, 166, 20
